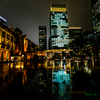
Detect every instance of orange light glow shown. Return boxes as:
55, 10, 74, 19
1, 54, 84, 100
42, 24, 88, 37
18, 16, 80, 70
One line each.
3, 51, 6, 60
24, 70, 26, 72
24, 42, 27, 52
0, 52, 1, 61
27, 55, 30, 59
27, 62, 30, 65
16, 49, 19, 53
2, 64, 5, 73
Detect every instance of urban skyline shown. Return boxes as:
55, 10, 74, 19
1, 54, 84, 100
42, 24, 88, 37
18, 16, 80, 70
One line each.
0, 0, 93, 49
0, 1, 100, 99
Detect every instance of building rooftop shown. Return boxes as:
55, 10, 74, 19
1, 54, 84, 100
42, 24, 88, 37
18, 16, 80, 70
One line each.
0, 15, 7, 22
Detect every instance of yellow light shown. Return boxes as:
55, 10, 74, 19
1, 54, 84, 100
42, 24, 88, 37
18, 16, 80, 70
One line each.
50, 7, 66, 12
21, 66, 23, 68
16, 66, 20, 68
68, 27, 81, 29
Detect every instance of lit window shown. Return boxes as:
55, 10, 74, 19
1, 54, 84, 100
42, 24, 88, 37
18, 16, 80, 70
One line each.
27, 62, 30, 65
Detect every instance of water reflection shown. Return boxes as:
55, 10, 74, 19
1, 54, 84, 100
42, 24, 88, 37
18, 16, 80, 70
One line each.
52, 69, 70, 83
52, 69, 72, 99
1, 58, 100, 100
0, 62, 35, 96
43, 59, 100, 100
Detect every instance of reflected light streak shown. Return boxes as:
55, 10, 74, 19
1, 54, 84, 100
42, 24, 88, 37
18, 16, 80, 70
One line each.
64, 64, 66, 69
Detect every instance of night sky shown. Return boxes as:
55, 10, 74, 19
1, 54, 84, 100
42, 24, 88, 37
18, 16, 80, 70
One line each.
0, 0, 93, 49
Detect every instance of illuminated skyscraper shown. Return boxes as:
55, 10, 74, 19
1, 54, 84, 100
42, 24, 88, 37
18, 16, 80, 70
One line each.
49, 4, 69, 49
39, 26, 47, 50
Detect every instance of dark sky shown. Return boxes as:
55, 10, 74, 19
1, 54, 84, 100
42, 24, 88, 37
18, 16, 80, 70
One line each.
0, 0, 93, 49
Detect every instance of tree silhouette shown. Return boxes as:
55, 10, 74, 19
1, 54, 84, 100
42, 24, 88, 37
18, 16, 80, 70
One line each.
69, 31, 99, 68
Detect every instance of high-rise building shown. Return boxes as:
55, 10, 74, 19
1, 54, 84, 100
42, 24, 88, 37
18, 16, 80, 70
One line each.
91, 0, 100, 66
49, 4, 69, 49
69, 27, 82, 41
39, 26, 47, 50
91, 0, 98, 8
68, 27, 82, 50
92, 0, 100, 41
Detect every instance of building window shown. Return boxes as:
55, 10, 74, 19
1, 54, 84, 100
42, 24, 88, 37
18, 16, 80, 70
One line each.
2, 31, 5, 37
27, 62, 30, 65
7, 34, 10, 40
1, 39, 5, 48
27, 55, 30, 60
11, 36, 13, 41
19, 45, 21, 51
7, 41, 10, 49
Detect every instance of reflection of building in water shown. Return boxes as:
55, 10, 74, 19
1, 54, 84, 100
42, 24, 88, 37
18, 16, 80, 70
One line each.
52, 69, 70, 83
0, 63, 9, 77
52, 69, 72, 96
22, 69, 27, 85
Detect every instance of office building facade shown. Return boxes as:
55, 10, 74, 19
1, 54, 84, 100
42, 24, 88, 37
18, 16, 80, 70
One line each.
69, 27, 82, 42
0, 22, 15, 61
92, 0, 100, 41
49, 4, 69, 49
39, 26, 47, 50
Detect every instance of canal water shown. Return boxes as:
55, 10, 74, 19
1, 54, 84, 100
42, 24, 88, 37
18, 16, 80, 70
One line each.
0, 60, 100, 100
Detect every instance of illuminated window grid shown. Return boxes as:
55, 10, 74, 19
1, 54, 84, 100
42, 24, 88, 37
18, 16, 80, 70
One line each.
1, 29, 15, 50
